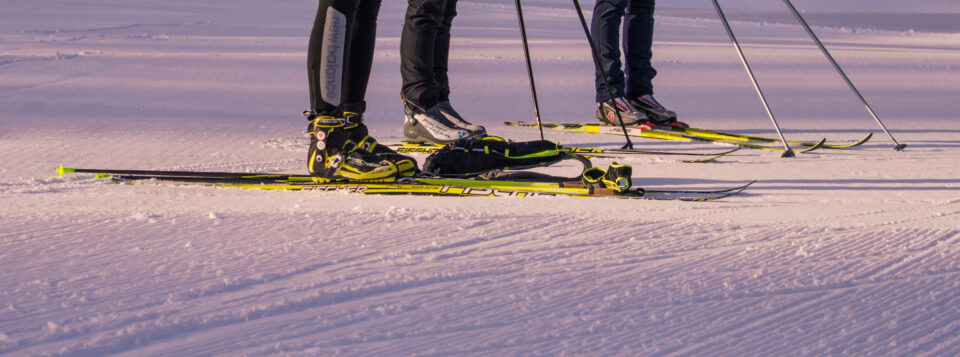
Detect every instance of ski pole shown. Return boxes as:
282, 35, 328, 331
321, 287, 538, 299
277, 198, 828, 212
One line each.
711, 0, 795, 157
781, 0, 906, 151
514, 0, 546, 141
571, 0, 635, 149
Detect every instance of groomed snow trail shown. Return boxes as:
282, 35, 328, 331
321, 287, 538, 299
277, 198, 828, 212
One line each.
2, 0, 959, 355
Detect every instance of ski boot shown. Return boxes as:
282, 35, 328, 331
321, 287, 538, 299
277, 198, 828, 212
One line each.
596, 97, 647, 126
629, 94, 688, 128
403, 101, 480, 144
436, 100, 486, 136
307, 112, 418, 181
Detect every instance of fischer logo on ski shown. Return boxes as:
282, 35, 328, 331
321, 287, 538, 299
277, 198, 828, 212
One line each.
300, 185, 368, 193
438, 186, 556, 197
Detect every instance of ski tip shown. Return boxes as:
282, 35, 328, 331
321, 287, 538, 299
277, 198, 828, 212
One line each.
719, 146, 741, 155
812, 138, 828, 151
796, 138, 827, 154
823, 132, 873, 149
56, 165, 75, 176
683, 146, 745, 163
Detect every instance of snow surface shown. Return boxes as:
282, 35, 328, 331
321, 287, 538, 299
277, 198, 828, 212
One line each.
2, 0, 960, 355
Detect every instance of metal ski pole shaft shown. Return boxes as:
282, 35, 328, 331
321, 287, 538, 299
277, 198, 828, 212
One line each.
571, 0, 635, 149
781, 0, 906, 151
711, 0, 795, 157
515, 0, 545, 140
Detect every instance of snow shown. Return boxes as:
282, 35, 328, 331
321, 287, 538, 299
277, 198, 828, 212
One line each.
2, 0, 959, 355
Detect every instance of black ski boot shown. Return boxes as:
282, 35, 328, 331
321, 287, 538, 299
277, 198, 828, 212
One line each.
629, 94, 687, 128
596, 97, 647, 126
307, 112, 418, 181
436, 101, 486, 136
403, 101, 479, 144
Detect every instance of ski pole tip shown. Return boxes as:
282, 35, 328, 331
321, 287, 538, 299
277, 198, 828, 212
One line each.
780, 149, 796, 158
894, 143, 907, 151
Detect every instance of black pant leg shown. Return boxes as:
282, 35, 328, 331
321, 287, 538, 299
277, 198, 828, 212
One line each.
433, 0, 457, 103
591, 0, 628, 102
400, 0, 448, 110
342, 0, 382, 114
307, 0, 381, 115
623, 0, 656, 97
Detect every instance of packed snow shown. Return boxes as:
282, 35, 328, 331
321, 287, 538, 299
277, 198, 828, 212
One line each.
1, 0, 959, 355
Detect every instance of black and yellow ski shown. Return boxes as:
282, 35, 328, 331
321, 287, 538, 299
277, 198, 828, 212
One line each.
390, 142, 741, 163
672, 126, 872, 149
505, 121, 871, 150
57, 166, 755, 201
504, 121, 824, 152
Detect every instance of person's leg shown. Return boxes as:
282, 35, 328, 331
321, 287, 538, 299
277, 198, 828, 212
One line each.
399, 0, 476, 144
622, 0, 679, 124
341, 0, 382, 114
427, 0, 484, 135
591, 0, 648, 125
591, 0, 627, 102
623, 0, 656, 98
400, 0, 447, 111
308, 0, 360, 115
306, 0, 417, 179
433, 0, 456, 103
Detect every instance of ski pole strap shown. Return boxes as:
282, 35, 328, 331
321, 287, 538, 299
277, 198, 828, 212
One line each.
581, 162, 633, 193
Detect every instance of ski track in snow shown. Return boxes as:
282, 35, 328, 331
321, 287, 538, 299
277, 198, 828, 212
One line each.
2, 0, 960, 355
3, 207, 960, 355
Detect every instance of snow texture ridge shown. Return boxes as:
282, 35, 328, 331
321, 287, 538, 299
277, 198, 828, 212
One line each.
1, 0, 959, 355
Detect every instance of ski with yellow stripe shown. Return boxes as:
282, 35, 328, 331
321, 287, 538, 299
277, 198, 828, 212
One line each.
390, 142, 741, 163
504, 121, 871, 151
57, 166, 755, 201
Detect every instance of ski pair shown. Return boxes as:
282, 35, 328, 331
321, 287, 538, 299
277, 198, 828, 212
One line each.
505, 122, 873, 152
57, 166, 756, 201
